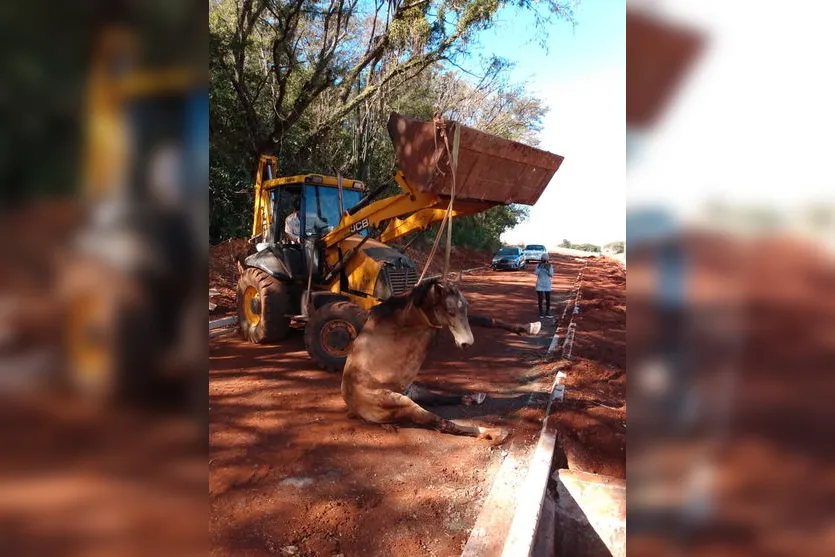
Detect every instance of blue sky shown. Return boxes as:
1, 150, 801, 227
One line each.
459, 1, 626, 247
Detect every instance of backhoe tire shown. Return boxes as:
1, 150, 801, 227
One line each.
61, 257, 155, 403
304, 301, 368, 372
237, 268, 291, 343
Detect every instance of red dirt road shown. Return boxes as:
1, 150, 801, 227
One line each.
552, 257, 627, 478
209, 254, 625, 556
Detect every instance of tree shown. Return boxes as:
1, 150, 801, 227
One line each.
572, 243, 600, 253
604, 241, 625, 254
209, 0, 576, 243
558, 239, 600, 253
451, 204, 530, 251
431, 63, 548, 145
210, 0, 574, 159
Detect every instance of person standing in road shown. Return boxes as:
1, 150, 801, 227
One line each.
535, 254, 554, 318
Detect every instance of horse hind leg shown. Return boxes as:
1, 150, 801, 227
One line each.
379, 390, 508, 445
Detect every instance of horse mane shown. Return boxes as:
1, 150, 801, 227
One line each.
370, 277, 440, 321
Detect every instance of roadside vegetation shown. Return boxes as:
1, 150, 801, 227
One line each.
558, 239, 600, 253
209, 0, 577, 248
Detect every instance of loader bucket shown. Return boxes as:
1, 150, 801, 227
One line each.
387, 112, 564, 206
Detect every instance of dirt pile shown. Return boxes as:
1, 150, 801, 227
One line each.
0, 199, 84, 293
209, 238, 252, 316
552, 255, 627, 479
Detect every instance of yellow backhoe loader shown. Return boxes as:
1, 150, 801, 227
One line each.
237, 113, 564, 372
61, 26, 207, 402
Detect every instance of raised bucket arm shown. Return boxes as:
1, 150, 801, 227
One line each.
321, 113, 564, 248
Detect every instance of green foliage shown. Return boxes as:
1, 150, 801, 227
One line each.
209, 0, 575, 244
572, 243, 600, 253
451, 204, 530, 251
210, 148, 254, 242
419, 204, 529, 253
604, 241, 625, 254
559, 239, 601, 252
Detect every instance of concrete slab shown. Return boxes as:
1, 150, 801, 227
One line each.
499, 373, 565, 557
460, 453, 529, 557
553, 469, 625, 557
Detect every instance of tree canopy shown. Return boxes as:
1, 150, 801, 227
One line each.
560, 239, 601, 253
210, 0, 576, 246
604, 241, 625, 254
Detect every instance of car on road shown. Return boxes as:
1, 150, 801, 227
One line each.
523, 244, 548, 264
491, 246, 526, 270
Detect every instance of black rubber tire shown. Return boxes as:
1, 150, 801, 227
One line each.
304, 301, 369, 372
61, 258, 156, 403
237, 267, 291, 343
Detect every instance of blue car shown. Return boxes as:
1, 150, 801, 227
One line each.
491, 246, 526, 270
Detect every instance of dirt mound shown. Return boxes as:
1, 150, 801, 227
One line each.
209, 238, 252, 316
552, 255, 626, 478
0, 199, 84, 293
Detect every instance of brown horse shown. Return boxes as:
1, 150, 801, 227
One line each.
341, 278, 536, 444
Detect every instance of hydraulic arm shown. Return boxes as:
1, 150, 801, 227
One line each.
321, 172, 497, 249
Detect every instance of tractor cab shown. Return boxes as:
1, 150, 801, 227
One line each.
63, 26, 208, 404
246, 156, 368, 286
266, 176, 367, 246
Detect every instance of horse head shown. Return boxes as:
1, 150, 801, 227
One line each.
417, 278, 474, 348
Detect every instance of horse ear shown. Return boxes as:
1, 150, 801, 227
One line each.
431, 281, 446, 302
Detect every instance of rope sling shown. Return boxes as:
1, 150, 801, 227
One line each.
417, 113, 460, 284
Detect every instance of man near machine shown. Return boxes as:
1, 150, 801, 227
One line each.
284, 198, 301, 242
284, 196, 331, 244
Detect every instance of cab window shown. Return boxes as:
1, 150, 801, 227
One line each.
303, 185, 366, 236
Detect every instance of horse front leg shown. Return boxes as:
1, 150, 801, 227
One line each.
469, 314, 541, 336
376, 390, 509, 445
404, 383, 487, 407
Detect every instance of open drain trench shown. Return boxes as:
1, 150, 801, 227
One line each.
463, 258, 625, 557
